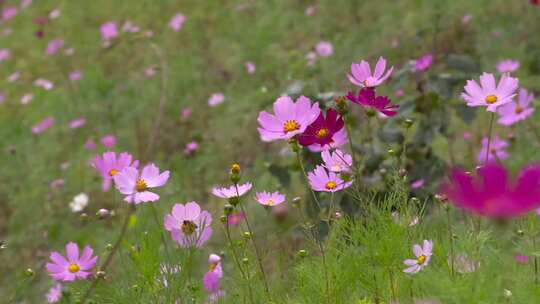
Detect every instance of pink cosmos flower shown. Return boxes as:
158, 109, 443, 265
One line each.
100, 22, 118, 40
497, 88, 535, 126
306, 51, 317, 66
255, 191, 285, 206
49, 179, 65, 189
183, 141, 199, 156
308, 165, 353, 192
100, 134, 116, 148
46, 39, 64, 55
348, 56, 393, 88
0, 48, 10, 62
21, 0, 33, 9
298, 109, 344, 147
32, 117, 55, 134
93, 152, 139, 192
411, 179, 425, 189
441, 164, 540, 218
113, 163, 170, 204
412, 54, 433, 73
46, 284, 62, 303
308, 128, 348, 152
84, 138, 96, 150
321, 149, 352, 173
21, 93, 33, 105
315, 41, 333, 57
257, 95, 320, 142
403, 240, 433, 274
46, 242, 97, 281
169, 13, 186, 32
144, 66, 157, 78
477, 135, 508, 164
461, 72, 518, 112
462, 14, 473, 24
0, 93, 5, 104
164, 202, 213, 248
69, 71, 82, 82
347, 87, 399, 116
67, 118, 85, 129
122, 21, 140, 33
227, 211, 245, 226
203, 253, 225, 301
395, 89, 404, 97
305, 5, 316, 16
7, 71, 19, 82
49, 9, 60, 19
208, 93, 225, 107
212, 183, 252, 199
463, 132, 472, 141
34, 78, 54, 90
2, 6, 17, 20
180, 107, 192, 121
514, 254, 529, 264
245, 61, 256, 74
496, 59, 520, 74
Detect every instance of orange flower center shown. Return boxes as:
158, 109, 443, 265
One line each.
135, 179, 147, 192
515, 105, 523, 114
108, 169, 119, 176
181, 220, 197, 235
266, 199, 275, 206
485, 95, 498, 104
325, 181, 337, 190
209, 263, 218, 271
316, 128, 329, 139
283, 120, 300, 133
68, 263, 80, 273
417, 255, 427, 265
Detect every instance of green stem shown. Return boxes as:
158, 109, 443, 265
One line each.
484, 112, 495, 164
223, 221, 252, 304
447, 207, 454, 277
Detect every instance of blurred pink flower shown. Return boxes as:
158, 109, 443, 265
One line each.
403, 240, 433, 274
305, 51, 317, 66
169, 13, 186, 32
245, 61, 256, 74
208, 93, 225, 107
461, 72, 518, 112
514, 254, 529, 264
463, 132, 472, 141
180, 107, 192, 121
497, 88, 535, 126
395, 89, 404, 97
255, 191, 286, 206
32, 117, 55, 134
49, 9, 60, 19
0, 93, 5, 104
496, 59, 520, 74
321, 149, 352, 173
100, 22, 118, 40
212, 183, 252, 199
7, 71, 19, 82
21, 93, 33, 105
411, 179, 425, 189
69, 71, 82, 82
68, 118, 86, 129
203, 253, 224, 301
49, 179, 65, 189
308, 165, 352, 192
84, 138, 96, 151
114, 163, 170, 204
315, 41, 333, 57
477, 135, 508, 164
0, 48, 10, 62
2, 6, 17, 21
412, 54, 433, 72
100, 134, 116, 148
183, 141, 198, 156
122, 21, 140, 33
348, 56, 394, 88
46, 242, 97, 282
46, 39, 64, 55
462, 14, 473, 24
227, 211, 245, 226
305, 5, 316, 16
144, 66, 157, 78
46, 284, 62, 303
164, 202, 213, 248
34, 78, 54, 90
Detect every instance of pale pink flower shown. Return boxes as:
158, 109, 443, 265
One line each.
477, 135, 508, 164
203, 253, 224, 301
183, 141, 198, 156
0, 93, 5, 104
245, 61, 256, 74
100, 22, 118, 40
49, 179, 65, 189
164, 202, 213, 248
2, 6, 17, 21
321, 149, 352, 173
144, 66, 157, 78
21, 93, 33, 105
46, 242, 97, 281
212, 183, 252, 199
49, 9, 60, 19
100, 134, 116, 148
497, 88, 535, 126
32, 117, 55, 134
462, 14, 473, 25
208, 93, 225, 107
34, 78, 54, 90
64, 48, 75, 56
113, 163, 170, 204
411, 179, 425, 189
7, 71, 20, 82
180, 107, 192, 121
308, 165, 352, 192
46, 284, 62, 303
68, 118, 86, 129
315, 41, 333, 57
84, 138, 96, 151
395, 89, 404, 97
255, 191, 286, 206
169, 13, 186, 32
122, 21, 140, 33
305, 51, 317, 66
348, 56, 394, 88
403, 240, 433, 274
461, 72, 518, 112
305, 5, 316, 16
69, 71, 82, 82
496, 60, 520, 74
0, 48, 10, 62
46, 39, 64, 55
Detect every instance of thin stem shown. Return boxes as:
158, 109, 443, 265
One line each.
447, 207, 454, 277
149, 204, 172, 262
223, 221, 252, 304
81, 206, 134, 303
388, 268, 396, 300
294, 147, 322, 210
484, 112, 495, 164
317, 234, 331, 304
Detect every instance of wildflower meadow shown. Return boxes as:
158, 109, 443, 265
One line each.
3, 1, 540, 303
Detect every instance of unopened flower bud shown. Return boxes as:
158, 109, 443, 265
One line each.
96, 208, 110, 219
292, 197, 301, 208
297, 249, 308, 258
398, 168, 407, 177
230, 163, 241, 175
224, 204, 234, 215
503, 289, 512, 298
242, 257, 249, 265
106, 243, 113, 251
24, 268, 34, 277
243, 232, 251, 239
96, 271, 106, 279
387, 148, 396, 156
404, 118, 414, 128
517, 229, 525, 236
220, 215, 227, 223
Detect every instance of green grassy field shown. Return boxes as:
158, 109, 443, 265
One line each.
2, 0, 540, 303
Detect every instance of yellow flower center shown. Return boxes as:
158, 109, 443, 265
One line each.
316, 128, 329, 139
485, 95, 498, 104
325, 181, 337, 190
135, 179, 147, 192
181, 220, 198, 235
515, 105, 523, 114
68, 263, 80, 273
283, 120, 300, 133
266, 199, 275, 206
109, 169, 119, 176
417, 255, 427, 265
209, 263, 218, 271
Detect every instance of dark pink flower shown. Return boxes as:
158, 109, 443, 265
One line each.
298, 109, 344, 147
347, 87, 399, 117
441, 164, 540, 218
412, 54, 433, 73
46, 242, 97, 281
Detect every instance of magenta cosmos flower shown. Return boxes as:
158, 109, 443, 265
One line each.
298, 108, 344, 147
441, 164, 540, 218
412, 54, 433, 73
347, 87, 399, 117
93, 152, 139, 192
497, 88, 535, 126
46, 284, 62, 303
308, 128, 348, 152
348, 56, 393, 88
32, 117, 55, 134
255, 191, 285, 206
203, 253, 225, 301
113, 163, 170, 204
321, 149, 352, 173
308, 165, 353, 192
46, 242, 97, 281
496, 59, 520, 74
212, 182, 252, 199
461, 72, 518, 112
164, 202, 213, 248
257, 95, 320, 142
403, 240, 433, 274
476, 135, 508, 164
